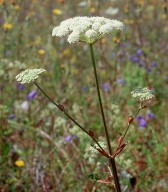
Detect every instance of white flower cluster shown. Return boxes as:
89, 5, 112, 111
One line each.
15, 68, 46, 84
52, 16, 124, 44
131, 87, 157, 107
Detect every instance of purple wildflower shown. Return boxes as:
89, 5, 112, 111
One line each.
138, 63, 144, 68
82, 85, 87, 92
17, 83, 25, 91
137, 116, 147, 128
6, 50, 12, 56
129, 55, 134, 61
147, 112, 155, 119
27, 90, 37, 100
150, 61, 158, 68
117, 79, 126, 85
129, 56, 140, 63
103, 83, 109, 92
139, 118, 147, 128
64, 135, 72, 142
136, 115, 143, 121
124, 43, 129, 47
133, 57, 140, 63
111, 52, 116, 58
136, 49, 143, 56
147, 67, 152, 73
9, 114, 15, 120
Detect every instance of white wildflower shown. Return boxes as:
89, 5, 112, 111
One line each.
92, 22, 103, 31
93, 141, 107, 150
105, 7, 119, 16
52, 26, 69, 37
85, 29, 98, 43
21, 101, 29, 111
99, 23, 114, 34
55, 117, 66, 127
15, 68, 46, 84
78, 1, 87, 7
52, 16, 124, 44
67, 31, 80, 44
131, 87, 157, 107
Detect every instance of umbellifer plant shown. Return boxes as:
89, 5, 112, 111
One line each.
16, 16, 157, 191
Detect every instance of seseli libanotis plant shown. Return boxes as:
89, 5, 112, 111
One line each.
16, 16, 157, 192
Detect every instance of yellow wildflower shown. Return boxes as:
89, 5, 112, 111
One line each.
62, 49, 70, 57
14, 5, 21, 10
15, 160, 25, 167
70, 55, 77, 64
86, 76, 92, 83
124, 5, 129, 13
71, 68, 78, 75
38, 49, 45, 55
90, 7, 96, 13
113, 37, 120, 44
3, 23, 13, 30
101, 38, 107, 44
136, 0, 144, 6
129, 19, 135, 25
101, 70, 106, 77
52, 9, 62, 15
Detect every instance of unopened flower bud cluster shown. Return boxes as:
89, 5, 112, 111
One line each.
131, 87, 156, 101
15, 68, 46, 84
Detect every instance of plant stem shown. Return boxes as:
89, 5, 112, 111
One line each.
119, 107, 143, 147
89, 43, 121, 192
34, 81, 104, 152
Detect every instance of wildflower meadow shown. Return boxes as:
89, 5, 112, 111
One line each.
0, 0, 168, 191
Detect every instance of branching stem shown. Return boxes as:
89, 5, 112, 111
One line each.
119, 107, 143, 147
34, 81, 104, 151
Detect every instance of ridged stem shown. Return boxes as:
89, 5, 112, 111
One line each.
89, 43, 121, 192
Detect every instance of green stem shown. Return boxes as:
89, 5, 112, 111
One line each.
89, 43, 121, 192
34, 81, 104, 152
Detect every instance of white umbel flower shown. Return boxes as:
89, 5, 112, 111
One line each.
16, 68, 46, 84
131, 87, 157, 107
52, 16, 124, 44
68, 31, 80, 44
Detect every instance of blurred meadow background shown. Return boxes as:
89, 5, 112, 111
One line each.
0, 0, 168, 191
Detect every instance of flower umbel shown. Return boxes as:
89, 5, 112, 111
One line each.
15, 68, 46, 84
131, 87, 157, 107
52, 16, 124, 44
